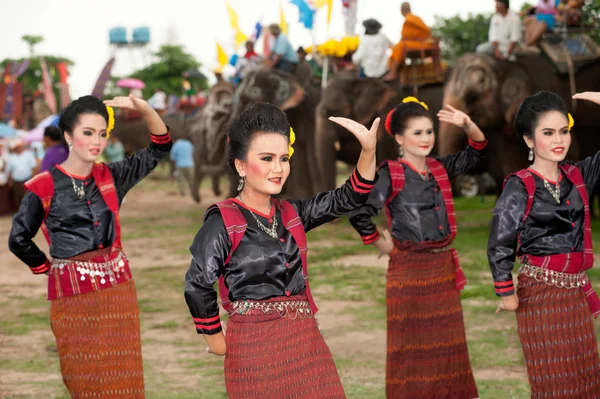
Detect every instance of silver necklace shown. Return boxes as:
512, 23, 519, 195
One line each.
543, 179, 561, 204
238, 196, 279, 240
61, 166, 86, 199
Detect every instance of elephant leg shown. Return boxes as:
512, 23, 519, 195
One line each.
315, 108, 338, 192
212, 174, 222, 196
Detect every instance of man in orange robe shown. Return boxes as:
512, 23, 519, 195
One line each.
383, 2, 433, 82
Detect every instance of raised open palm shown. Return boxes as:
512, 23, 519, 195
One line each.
103, 95, 150, 112
328, 117, 380, 153
573, 92, 600, 105
437, 104, 471, 130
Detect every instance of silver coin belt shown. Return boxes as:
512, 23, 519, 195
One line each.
230, 299, 314, 320
519, 263, 589, 289
52, 252, 128, 285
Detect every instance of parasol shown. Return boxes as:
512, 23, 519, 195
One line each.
183, 69, 208, 80
116, 78, 146, 89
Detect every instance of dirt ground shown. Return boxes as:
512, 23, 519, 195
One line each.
0, 177, 530, 398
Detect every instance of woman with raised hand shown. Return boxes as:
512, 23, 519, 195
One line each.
489, 90, 600, 396
349, 97, 487, 398
9, 95, 172, 397
184, 102, 378, 398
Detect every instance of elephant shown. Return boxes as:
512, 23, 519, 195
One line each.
229, 68, 323, 199
439, 53, 600, 193
187, 81, 234, 203
112, 113, 186, 154
315, 70, 445, 192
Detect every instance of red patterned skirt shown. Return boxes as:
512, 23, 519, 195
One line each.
387, 249, 478, 399
516, 274, 600, 398
50, 258, 144, 398
224, 294, 345, 398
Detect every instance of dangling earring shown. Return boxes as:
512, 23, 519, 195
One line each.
237, 176, 245, 191
67, 142, 73, 151
528, 148, 534, 162
398, 144, 404, 157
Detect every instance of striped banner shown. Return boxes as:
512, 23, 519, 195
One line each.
40, 57, 57, 114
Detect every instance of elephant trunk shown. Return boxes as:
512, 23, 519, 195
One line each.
437, 94, 467, 157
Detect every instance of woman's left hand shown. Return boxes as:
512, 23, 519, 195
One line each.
104, 95, 152, 113
328, 117, 379, 153
573, 92, 600, 105
437, 105, 472, 131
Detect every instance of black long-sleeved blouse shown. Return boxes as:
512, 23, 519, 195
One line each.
184, 169, 377, 335
349, 141, 487, 244
488, 152, 600, 296
8, 136, 172, 271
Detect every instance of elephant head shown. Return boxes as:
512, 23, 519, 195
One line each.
315, 72, 402, 191
234, 69, 305, 115
439, 54, 531, 155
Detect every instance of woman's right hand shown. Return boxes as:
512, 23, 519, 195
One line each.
204, 322, 227, 356
374, 229, 394, 256
495, 294, 519, 313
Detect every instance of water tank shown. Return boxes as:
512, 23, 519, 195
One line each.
109, 27, 128, 44
132, 27, 150, 44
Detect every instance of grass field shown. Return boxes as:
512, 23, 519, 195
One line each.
1, 171, 600, 398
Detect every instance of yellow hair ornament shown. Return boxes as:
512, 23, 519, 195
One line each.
402, 96, 429, 110
289, 127, 296, 158
106, 106, 115, 138
568, 113, 574, 131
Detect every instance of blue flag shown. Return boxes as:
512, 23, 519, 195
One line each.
290, 0, 314, 29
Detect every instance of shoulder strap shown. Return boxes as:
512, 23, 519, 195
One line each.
24, 171, 54, 245
382, 160, 405, 230
504, 169, 536, 222
274, 198, 318, 314
92, 163, 123, 250
560, 164, 594, 269
427, 157, 458, 239
213, 199, 248, 312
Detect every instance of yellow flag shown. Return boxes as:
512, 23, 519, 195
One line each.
217, 43, 229, 67
234, 27, 249, 48
314, 0, 333, 24
280, 3, 288, 35
225, 1, 240, 29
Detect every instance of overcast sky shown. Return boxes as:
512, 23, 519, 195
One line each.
2, 0, 528, 98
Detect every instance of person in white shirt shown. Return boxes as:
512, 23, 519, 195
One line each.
476, 0, 521, 61
352, 19, 392, 78
147, 88, 167, 114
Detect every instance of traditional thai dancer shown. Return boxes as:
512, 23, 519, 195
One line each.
488, 90, 600, 397
184, 103, 378, 398
349, 97, 486, 398
8, 95, 172, 397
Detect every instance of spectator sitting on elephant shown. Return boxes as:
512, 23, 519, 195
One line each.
476, 0, 521, 62
523, 0, 559, 46
352, 19, 392, 79
383, 2, 433, 82
235, 41, 263, 84
557, 0, 584, 26
265, 24, 299, 74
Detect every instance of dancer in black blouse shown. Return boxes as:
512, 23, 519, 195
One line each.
8, 95, 171, 397
488, 91, 600, 397
184, 103, 378, 398
349, 97, 486, 398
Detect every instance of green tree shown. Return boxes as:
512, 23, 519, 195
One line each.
130, 45, 208, 98
21, 35, 44, 57
582, 0, 600, 43
1, 56, 73, 96
432, 13, 491, 64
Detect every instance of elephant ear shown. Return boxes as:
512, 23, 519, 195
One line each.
498, 63, 530, 130
351, 80, 397, 126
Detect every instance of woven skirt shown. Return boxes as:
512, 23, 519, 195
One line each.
50, 279, 145, 398
224, 295, 345, 398
387, 250, 478, 399
516, 274, 600, 398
